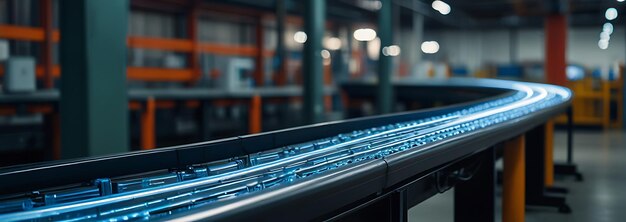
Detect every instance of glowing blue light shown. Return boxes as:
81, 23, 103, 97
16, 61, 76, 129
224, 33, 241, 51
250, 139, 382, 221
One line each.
0, 80, 571, 221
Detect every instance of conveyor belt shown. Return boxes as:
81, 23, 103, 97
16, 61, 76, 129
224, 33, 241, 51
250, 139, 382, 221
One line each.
0, 78, 571, 221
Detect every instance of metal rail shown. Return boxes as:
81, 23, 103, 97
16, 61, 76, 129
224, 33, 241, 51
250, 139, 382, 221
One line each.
0, 78, 572, 221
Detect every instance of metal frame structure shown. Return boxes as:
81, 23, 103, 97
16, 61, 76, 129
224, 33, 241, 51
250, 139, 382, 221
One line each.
0, 0, 342, 160
0, 86, 336, 153
0, 78, 572, 221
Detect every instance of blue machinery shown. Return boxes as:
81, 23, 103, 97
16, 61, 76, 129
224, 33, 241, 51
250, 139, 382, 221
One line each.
0, 78, 573, 221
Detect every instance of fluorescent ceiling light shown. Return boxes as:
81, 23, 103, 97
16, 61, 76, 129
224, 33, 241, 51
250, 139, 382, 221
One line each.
606, 8, 618, 20
353, 28, 377, 42
294, 31, 307, 44
432, 1, 451, 15
421, 41, 440, 54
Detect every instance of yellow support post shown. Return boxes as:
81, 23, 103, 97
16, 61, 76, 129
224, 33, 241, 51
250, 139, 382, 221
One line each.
503, 135, 525, 222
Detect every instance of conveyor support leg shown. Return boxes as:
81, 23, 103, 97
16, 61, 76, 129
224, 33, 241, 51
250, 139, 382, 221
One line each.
544, 119, 554, 186
454, 148, 496, 222
503, 135, 525, 222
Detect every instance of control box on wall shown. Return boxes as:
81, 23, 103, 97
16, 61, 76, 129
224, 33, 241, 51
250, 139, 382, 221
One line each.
4, 57, 36, 93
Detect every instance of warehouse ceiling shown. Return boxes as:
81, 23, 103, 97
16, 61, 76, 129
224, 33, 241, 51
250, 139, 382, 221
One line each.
196, 0, 625, 29
411, 0, 626, 29
203, 0, 378, 23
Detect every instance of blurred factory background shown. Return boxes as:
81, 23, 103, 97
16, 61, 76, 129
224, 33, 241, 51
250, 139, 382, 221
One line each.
2, 0, 626, 221
0, 0, 623, 167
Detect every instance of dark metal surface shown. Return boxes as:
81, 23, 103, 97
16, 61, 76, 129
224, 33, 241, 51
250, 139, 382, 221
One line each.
554, 107, 584, 181
0, 88, 493, 195
0, 79, 571, 221
454, 148, 496, 222
525, 124, 570, 212
159, 80, 569, 221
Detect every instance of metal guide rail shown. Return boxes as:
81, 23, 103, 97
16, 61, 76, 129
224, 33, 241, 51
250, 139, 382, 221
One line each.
0, 78, 572, 221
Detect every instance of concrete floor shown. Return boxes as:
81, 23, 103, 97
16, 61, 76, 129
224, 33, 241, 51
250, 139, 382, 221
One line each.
408, 129, 626, 222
